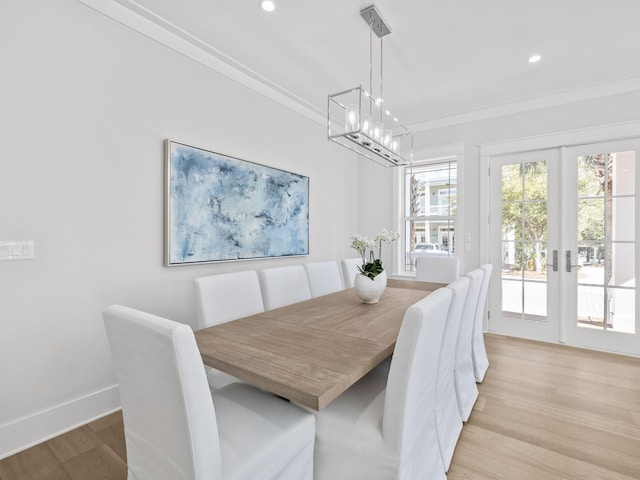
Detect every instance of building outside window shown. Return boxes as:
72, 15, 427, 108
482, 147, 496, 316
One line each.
402, 160, 457, 272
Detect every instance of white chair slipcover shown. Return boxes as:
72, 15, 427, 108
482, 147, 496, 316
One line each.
103, 305, 315, 480
455, 268, 483, 421
472, 263, 493, 382
193, 271, 265, 389
258, 265, 312, 310
436, 276, 469, 471
415, 255, 460, 283
193, 270, 264, 330
303, 261, 344, 297
306, 288, 452, 480
340, 257, 363, 289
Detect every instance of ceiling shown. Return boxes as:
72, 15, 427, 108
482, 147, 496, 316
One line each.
106, 0, 640, 131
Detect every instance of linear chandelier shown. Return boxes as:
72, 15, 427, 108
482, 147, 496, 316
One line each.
327, 5, 413, 167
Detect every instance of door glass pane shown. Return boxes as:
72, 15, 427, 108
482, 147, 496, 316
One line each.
612, 151, 635, 196
578, 158, 603, 195
523, 203, 547, 241
501, 161, 548, 322
501, 279, 522, 319
523, 242, 547, 281
524, 281, 547, 320
577, 285, 605, 328
502, 164, 522, 200
524, 161, 547, 200
577, 244, 604, 283
609, 287, 635, 333
502, 204, 522, 240
578, 199, 604, 241
576, 152, 636, 334
611, 198, 634, 242
611, 243, 635, 287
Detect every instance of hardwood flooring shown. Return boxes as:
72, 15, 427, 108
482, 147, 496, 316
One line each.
448, 335, 640, 480
2, 334, 639, 479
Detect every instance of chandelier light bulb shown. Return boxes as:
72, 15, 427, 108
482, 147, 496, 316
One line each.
345, 104, 359, 133
372, 122, 383, 141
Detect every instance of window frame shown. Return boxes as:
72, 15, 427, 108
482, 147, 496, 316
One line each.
394, 152, 462, 276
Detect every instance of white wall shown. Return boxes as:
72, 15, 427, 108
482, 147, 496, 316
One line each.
0, 0, 358, 458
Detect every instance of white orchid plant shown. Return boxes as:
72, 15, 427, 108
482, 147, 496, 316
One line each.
350, 229, 400, 280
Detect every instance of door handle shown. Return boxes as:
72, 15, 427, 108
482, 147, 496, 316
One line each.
552, 250, 558, 272
565, 250, 581, 272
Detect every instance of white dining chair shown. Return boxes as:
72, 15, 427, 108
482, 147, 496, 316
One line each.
455, 268, 483, 421
306, 288, 452, 480
436, 275, 469, 471
415, 255, 460, 283
193, 270, 265, 330
103, 305, 315, 480
340, 257, 362, 288
303, 261, 344, 297
258, 265, 312, 310
193, 270, 265, 389
472, 263, 493, 382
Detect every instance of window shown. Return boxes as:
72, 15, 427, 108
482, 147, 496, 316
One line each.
401, 160, 457, 272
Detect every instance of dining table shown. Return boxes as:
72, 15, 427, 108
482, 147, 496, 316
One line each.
194, 278, 445, 410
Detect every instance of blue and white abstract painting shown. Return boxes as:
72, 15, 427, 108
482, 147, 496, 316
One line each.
165, 141, 309, 265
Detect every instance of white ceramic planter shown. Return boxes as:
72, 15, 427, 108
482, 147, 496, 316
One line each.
353, 270, 387, 304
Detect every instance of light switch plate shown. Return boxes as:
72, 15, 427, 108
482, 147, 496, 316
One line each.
0, 241, 35, 260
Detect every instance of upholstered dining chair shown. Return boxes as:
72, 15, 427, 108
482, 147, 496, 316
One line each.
306, 288, 452, 480
415, 255, 460, 283
303, 261, 344, 297
472, 263, 493, 382
340, 257, 362, 288
258, 265, 312, 310
103, 305, 315, 480
436, 275, 469, 471
193, 271, 264, 389
455, 268, 483, 421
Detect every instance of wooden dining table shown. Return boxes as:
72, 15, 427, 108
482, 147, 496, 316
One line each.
195, 278, 445, 410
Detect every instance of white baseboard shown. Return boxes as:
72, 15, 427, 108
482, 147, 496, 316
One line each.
0, 385, 121, 460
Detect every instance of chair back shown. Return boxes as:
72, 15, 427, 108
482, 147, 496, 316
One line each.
258, 265, 312, 310
304, 261, 344, 297
103, 305, 222, 480
383, 287, 452, 478
456, 268, 483, 420
415, 256, 460, 283
194, 270, 264, 330
436, 276, 469, 469
472, 263, 493, 381
341, 257, 362, 288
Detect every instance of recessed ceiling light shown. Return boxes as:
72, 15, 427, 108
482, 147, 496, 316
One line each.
528, 54, 542, 63
259, 0, 276, 12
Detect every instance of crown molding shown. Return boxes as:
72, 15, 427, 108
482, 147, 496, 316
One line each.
408, 75, 640, 132
479, 119, 640, 157
76, 0, 325, 125
76, 0, 640, 134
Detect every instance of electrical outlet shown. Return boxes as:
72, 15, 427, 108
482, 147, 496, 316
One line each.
0, 241, 35, 260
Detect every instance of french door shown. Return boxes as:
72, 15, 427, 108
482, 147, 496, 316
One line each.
488, 139, 640, 356
562, 140, 639, 355
488, 149, 561, 343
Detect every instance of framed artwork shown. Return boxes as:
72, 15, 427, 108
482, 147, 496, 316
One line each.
164, 140, 309, 266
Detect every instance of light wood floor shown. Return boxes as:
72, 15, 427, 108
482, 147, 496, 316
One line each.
2, 334, 640, 479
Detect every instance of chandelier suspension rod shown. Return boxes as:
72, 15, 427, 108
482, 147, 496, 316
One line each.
379, 34, 383, 123
369, 20, 373, 116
